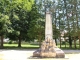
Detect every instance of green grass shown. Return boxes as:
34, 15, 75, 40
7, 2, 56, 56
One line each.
2, 44, 39, 49
57, 44, 80, 49
4, 44, 39, 47
1, 43, 80, 49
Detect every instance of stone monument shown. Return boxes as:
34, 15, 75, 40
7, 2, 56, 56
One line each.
33, 12, 65, 58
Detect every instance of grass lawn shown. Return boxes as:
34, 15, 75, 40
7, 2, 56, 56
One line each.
4, 44, 39, 47
1, 43, 80, 49
3, 44, 39, 49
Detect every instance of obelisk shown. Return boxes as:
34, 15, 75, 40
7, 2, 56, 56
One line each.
45, 12, 53, 40
33, 12, 65, 58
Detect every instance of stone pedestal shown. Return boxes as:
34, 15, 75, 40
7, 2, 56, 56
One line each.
33, 38, 65, 58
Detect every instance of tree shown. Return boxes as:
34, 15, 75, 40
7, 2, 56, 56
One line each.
0, 13, 11, 48
27, 3, 44, 47
9, 0, 34, 47
36, 0, 80, 49
0, 0, 12, 48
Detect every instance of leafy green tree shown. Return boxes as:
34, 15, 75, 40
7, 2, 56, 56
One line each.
27, 3, 44, 47
0, 0, 13, 48
9, 0, 34, 47
27, 19, 45, 46
0, 13, 11, 47
36, 0, 80, 49
0, 0, 34, 47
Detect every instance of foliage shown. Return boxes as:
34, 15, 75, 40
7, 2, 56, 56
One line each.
0, 0, 35, 47
0, 13, 11, 35
0, 0, 80, 48
8, 0, 35, 40
27, 4, 44, 42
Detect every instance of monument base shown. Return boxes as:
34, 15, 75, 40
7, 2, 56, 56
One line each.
33, 47, 65, 58
33, 38, 65, 58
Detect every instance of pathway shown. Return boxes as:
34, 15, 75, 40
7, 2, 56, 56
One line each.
0, 49, 80, 60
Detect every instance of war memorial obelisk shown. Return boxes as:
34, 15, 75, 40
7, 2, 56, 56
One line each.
33, 12, 65, 58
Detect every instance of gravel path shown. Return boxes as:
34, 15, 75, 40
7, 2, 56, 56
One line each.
0, 49, 80, 60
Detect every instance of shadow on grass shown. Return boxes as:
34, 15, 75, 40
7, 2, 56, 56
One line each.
0, 46, 80, 50
0, 44, 80, 50
0, 46, 39, 49
59, 47, 80, 50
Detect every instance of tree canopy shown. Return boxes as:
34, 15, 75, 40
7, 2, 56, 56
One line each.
0, 0, 80, 48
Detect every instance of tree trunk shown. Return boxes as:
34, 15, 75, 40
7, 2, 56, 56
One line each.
74, 37, 76, 48
58, 8, 61, 48
54, 11, 57, 46
38, 32, 42, 47
0, 35, 4, 48
64, 37, 66, 48
18, 33, 21, 47
38, 38, 41, 47
55, 38, 57, 45
79, 36, 80, 48
60, 37, 61, 48
69, 36, 72, 48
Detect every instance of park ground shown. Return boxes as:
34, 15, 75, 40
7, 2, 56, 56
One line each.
0, 49, 80, 60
